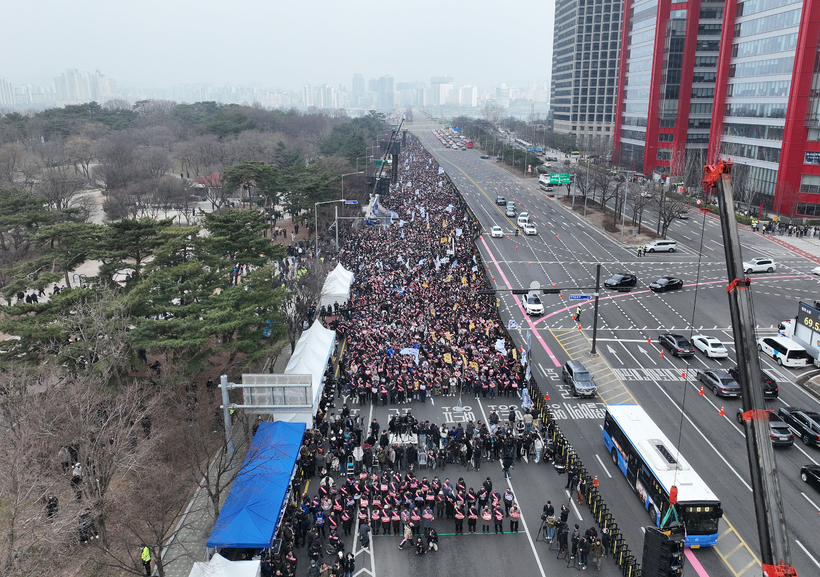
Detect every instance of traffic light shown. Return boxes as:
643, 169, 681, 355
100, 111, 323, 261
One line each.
542, 288, 560, 294
641, 526, 685, 576
511, 289, 529, 295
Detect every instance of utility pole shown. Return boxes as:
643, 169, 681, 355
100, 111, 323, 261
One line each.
703, 160, 794, 576
590, 264, 601, 355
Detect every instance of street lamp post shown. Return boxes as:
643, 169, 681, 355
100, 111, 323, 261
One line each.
315, 199, 347, 255
340, 171, 364, 200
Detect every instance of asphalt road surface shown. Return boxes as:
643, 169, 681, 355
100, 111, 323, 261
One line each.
407, 116, 820, 577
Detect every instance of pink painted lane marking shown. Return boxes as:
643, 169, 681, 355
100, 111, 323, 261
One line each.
684, 548, 712, 577
530, 275, 805, 327
478, 237, 561, 367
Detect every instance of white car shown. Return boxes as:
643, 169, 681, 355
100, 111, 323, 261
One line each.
812, 266, 820, 275
490, 226, 504, 238
743, 257, 777, 273
692, 335, 729, 358
517, 212, 530, 226
523, 223, 538, 235
524, 292, 544, 315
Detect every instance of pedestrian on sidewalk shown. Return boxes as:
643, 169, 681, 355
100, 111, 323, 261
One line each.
141, 545, 151, 576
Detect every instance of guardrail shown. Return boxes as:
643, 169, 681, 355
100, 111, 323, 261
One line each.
440, 165, 643, 577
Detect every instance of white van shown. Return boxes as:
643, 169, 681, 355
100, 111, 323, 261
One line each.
757, 336, 810, 367
645, 239, 677, 253
517, 213, 530, 226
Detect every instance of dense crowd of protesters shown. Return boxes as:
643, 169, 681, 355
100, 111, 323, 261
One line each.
260, 136, 583, 577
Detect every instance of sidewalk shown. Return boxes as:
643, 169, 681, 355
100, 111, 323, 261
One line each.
701, 209, 820, 263
763, 233, 820, 265
161, 351, 294, 577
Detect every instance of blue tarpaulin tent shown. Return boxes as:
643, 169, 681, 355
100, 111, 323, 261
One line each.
207, 421, 305, 549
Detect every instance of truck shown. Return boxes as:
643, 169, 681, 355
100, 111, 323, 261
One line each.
778, 300, 820, 366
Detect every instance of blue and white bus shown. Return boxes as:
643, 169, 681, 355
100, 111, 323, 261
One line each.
603, 405, 723, 547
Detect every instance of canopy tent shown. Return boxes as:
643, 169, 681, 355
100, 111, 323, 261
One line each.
206, 421, 305, 549
188, 554, 260, 577
284, 320, 335, 413
319, 263, 354, 308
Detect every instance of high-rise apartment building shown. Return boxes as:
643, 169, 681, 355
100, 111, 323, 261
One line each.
352, 74, 365, 106
378, 76, 394, 110
459, 85, 479, 107
614, 0, 820, 217
430, 76, 454, 106
550, 0, 623, 150
0, 76, 13, 106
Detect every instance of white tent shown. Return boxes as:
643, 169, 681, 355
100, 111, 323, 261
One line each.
320, 263, 354, 308
188, 553, 260, 577
283, 320, 336, 422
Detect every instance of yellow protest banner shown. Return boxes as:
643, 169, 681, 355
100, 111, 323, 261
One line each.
443, 353, 452, 364
443, 220, 447, 228
512, 348, 517, 359
453, 303, 458, 311
470, 361, 479, 371
445, 332, 452, 341
469, 322, 475, 330
441, 237, 448, 244
462, 276, 467, 286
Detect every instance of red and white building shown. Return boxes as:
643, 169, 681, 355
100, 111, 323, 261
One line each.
614, 0, 820, 218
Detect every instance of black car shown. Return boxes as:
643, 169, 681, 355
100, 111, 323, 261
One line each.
801, 465, 820, 491
727, 367, 778, 398
659, 333, 695, 357
778, 407, 820, 446
698, 369, 742, 397
480, 155, 490, 159
496, 156, 504, 162
496, 196, 507, 205
604, 273, 637, 291
735, 408, 793, 446
649, 277, 683, 292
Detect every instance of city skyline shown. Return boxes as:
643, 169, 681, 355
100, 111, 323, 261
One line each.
4, 0, 554, 98
0, 67, 551, 112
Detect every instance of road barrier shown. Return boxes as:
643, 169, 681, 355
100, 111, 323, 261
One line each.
440, 164, 643, 577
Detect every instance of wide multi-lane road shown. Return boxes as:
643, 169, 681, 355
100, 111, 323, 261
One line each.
410, 117, 820, 576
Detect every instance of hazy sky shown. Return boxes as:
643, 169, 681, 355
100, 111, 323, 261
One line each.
5, 0, 554, 91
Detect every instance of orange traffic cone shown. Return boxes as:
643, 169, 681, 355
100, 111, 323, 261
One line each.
699, 386, 704, 396
545, 392, 550, 401
648, 338, 652, 344
660, 350, 664, 357
578, 325, 582, 330
719, 406, 725, 416
593, 475, 599, 487
515, 247, 518, 250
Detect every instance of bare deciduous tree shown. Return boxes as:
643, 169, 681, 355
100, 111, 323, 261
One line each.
36, 167, 86, 210
65, 135, 96, 178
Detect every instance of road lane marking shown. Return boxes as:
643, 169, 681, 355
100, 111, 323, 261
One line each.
795, 540, 820, 570
594, 454, 612, 477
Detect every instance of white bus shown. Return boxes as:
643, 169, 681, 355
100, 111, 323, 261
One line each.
603, 405, 723, 548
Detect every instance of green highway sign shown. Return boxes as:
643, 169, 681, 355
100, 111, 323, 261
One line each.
549, 173, 571, 184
